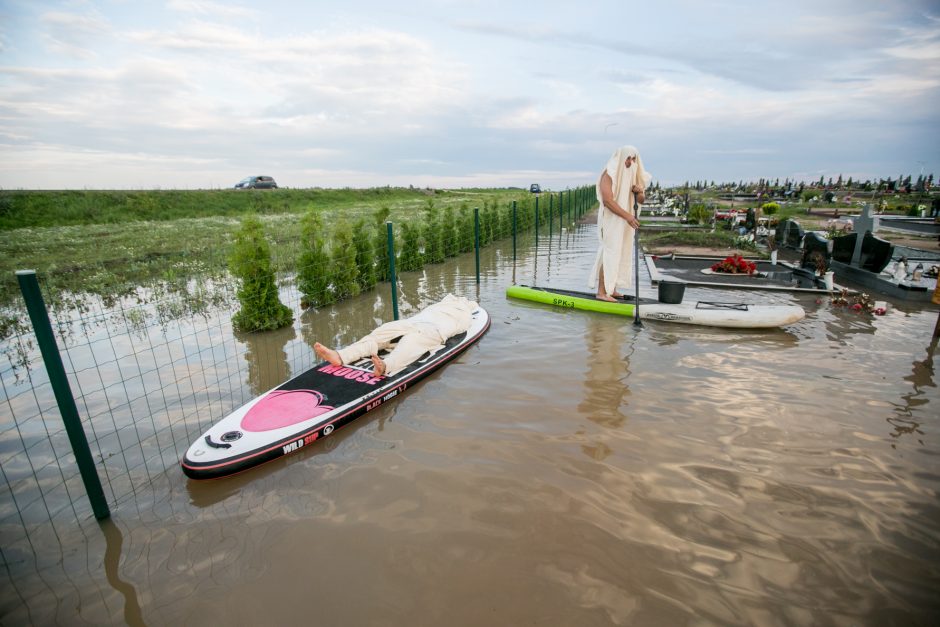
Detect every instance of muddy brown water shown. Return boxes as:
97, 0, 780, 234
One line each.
2, 224, 939, 626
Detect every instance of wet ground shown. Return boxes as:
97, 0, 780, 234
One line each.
2, 223, 939, 626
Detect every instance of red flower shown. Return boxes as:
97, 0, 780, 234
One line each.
711, 254, 757, 275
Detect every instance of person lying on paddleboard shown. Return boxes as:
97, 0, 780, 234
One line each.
590, 145, 652, 302
314, 294, 479, 377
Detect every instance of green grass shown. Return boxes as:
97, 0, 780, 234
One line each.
0, 187, 526, 230
0, 188, 531, 325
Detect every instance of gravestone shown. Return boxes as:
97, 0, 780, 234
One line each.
775, 218, 804, 249
830, 205, 893, 273
801, 232, 831, 270
851, 204, 876, 267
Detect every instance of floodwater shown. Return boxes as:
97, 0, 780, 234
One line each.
3, 222, 940, 626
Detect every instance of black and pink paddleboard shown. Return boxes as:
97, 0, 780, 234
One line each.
182, 306, 490, 479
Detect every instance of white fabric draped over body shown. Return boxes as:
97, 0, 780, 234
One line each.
589, 146, 652, 294
337, 294, 478, 377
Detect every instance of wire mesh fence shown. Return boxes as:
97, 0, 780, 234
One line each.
0, 187, 596, 545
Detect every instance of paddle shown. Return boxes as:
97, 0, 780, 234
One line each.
633, 198, 642, 328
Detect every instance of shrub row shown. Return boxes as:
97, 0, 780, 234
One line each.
230, 188, 593, 331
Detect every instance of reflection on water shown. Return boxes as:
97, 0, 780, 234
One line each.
101, 519, 145, 627
3, 223, 940, 625
235, 323, 296, 396
892, 332, 937, 446
579, 316, 633, 429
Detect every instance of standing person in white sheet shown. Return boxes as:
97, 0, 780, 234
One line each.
313, 294, 478, 377
589, 146, 652, 302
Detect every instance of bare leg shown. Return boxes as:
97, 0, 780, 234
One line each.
314, 342, 342, 366
370, 354, 387, 376
596, 266, 617, 302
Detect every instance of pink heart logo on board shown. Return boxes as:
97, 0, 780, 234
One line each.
240, 390, 334, 432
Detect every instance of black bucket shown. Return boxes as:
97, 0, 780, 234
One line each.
658, 280, 685, 304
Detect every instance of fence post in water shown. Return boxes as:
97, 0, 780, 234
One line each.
566, 189, 571, 225
385, 221, 399, 320
15, 270, 111, 520
512, 201, 517, 262
534, 196, 539, 247
474, 207, 481, 284
549, 194, 554, 237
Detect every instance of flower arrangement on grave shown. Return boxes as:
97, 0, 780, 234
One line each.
710, 254, 757, 275
831, 289, 886, 315
809, 251, 828, 275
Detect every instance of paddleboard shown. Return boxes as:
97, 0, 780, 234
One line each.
506, 285, 804, 328
182, 306, 490, 479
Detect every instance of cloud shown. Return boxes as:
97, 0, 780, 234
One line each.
125, 22, 466, 119
126, 20, 257, 52
166, 0, 260, 20
1, 1, 937, 189
39, 11, 111, 59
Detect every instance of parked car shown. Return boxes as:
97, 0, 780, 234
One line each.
234, 176, 278, 189
530, 183, 541, 193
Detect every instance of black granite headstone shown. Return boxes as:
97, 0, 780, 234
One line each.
801, 231, 831, 270
775, 219, 804, 249
831, 232, 894, 273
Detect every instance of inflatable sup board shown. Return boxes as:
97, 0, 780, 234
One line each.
506, 285, 804, 328
182, 306, 490, 479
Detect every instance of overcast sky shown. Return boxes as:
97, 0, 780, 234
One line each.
1, 0, 938, 190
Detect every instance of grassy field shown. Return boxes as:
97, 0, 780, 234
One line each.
0, 187, 533, 336
0, 187, 470, 230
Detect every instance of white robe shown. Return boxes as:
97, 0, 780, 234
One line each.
589, 146, 652, 294
337, 294, 477, 376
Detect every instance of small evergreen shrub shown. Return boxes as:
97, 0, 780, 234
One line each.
398, 221, 423, 272
329, 218, 360, 301
422, 200, 445, 264
353, 218, 377, 291
442, 205, 460, 258
459, 205, 474, 252
372, 207, 391, 281
229, 215, 293, 332
297, 208, 332, 308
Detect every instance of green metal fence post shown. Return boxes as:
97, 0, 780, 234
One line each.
512, 200, 517, 262
566, 189, 571, 225
549, 194, 553, 237
474, 207, 481, 284
15, 270, 110, 520
534, 196, 539, 247
385, 222, 399, 320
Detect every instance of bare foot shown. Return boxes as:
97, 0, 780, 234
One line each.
370, 354, 387, 376
314, 342, 342, 366
611, 291, 623, 298
596, 294, 618, 302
